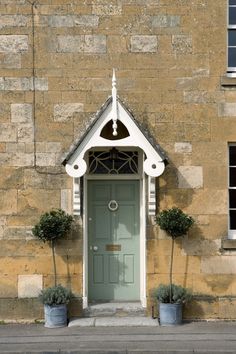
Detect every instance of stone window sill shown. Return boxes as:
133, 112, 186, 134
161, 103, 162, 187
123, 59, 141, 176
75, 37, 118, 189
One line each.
222, 238, 236, 249
221, 75, 236, 89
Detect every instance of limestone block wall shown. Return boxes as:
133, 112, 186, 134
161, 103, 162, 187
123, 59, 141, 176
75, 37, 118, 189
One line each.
0, 0, 235, 320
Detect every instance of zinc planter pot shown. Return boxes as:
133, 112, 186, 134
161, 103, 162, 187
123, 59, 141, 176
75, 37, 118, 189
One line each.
159, 302, 182, 326
44, 304, 68, 328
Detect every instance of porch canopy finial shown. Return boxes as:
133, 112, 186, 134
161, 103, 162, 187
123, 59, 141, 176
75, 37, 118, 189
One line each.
112, 68, 118, 136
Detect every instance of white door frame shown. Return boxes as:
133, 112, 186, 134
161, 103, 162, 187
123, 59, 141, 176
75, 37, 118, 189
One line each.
82, 172, 146, 309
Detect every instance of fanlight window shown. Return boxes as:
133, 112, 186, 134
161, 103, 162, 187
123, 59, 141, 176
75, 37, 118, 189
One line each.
88, 150, 138, 174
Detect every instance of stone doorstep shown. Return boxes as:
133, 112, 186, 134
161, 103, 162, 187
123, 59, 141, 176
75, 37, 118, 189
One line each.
68, 316, 159, 327
83, 302, 145, 318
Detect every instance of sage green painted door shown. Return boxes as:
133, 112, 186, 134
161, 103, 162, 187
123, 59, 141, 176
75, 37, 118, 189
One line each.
88, 180, 140, 301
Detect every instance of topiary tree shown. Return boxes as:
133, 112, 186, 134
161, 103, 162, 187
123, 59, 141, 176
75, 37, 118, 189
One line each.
32, 209, 74, 286
156, 207, 194, 303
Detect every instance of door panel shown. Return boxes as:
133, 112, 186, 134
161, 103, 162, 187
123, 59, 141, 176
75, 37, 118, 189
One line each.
124, 254, 134, 284
93, 255, 104, 284
116, 205, 135, 239
88, 180, 140, 301
94, 206, 110, 240
108, 254, 119, 283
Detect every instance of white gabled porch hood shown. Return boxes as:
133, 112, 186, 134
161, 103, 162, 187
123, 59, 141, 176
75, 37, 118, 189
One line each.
62, 71, 167, 178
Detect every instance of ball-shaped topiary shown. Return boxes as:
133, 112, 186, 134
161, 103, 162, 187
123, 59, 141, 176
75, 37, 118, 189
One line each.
156, 207, 194, 239
32, 209, 74, 243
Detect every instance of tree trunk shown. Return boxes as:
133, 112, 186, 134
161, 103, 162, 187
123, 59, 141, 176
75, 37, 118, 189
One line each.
51, 240, 57, 286
169, 237, 175, 303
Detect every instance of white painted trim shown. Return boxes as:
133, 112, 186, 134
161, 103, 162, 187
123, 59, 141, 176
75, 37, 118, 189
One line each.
148, 176, 156, 216
73, 178, 81, 216
82, 177, 88, 308
140, 171, 147, 308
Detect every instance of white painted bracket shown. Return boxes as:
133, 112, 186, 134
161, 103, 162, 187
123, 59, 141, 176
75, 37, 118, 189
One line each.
73, 177, 81, 216
148, 176, 156, 216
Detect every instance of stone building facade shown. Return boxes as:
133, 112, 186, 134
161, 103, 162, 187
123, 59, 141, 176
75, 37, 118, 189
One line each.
0, 0, 236, 321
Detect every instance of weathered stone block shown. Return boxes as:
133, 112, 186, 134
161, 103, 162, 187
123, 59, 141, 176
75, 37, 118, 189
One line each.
172, 35, 192, 54
48, 15, 74, 27
178, 166, 203, 189
152, 15, 180, 28
45, 142, 62, 153
218, 103, 236, 117
17, 124, 34, 143
35, 153, 57, 167
2, 227, 33, 240
1, 54, 21, 69
0, 275, 17, 297
3, 77, 32, 91
0, 124, 17, 142
186, 189, 227, 215
0, 15, 28, 29
92, 5, 122, 15
48, 15, 99, 27
0, 298, 43, 321
11, 104, 32, 123
18, 189, 60, 215
34, 78, 48, 91
11, 153, 34, 167
54, 103, 84, 122
174, 142, 192, 153
219, 298, 236, 319
0, 167, 24, 189
0, 190, 17, 215
0, 35, 28, 53
73, 15, 99, 27
57, 35, 107, 53
18, 274, 43, 298
182, 238, 221, 256
201, 256, 236, 274
84, 35, 107, 53
130, 35, 158, 53
61, 189, 72, 214
0, 77, 48, 91
183, 91, 208, 104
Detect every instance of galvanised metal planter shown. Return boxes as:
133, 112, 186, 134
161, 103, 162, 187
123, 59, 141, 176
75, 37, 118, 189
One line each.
159, 302, 182, 326
44, 304, 67, 328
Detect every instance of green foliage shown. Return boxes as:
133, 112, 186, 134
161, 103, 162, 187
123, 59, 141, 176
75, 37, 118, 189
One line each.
153, 284, 192, 304
156, 207, 194, 239
32, 209, 74, 243
39, 285, 72, 306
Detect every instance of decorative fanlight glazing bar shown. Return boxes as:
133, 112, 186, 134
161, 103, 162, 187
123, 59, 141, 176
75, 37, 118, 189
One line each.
88, 150, 138, 174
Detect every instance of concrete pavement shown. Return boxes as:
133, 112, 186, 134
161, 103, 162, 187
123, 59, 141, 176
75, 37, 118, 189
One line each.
0, 321, 236, 353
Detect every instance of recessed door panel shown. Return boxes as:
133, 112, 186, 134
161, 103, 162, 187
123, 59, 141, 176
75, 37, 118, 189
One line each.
124, 255, 134, 284
116, 205, 135, 240
109, 254, 119, 284
93, 255, 104, 284
94, 206, 111, 240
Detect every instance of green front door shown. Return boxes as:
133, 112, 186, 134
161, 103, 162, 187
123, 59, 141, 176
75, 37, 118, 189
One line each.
88, 180, 140, 301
